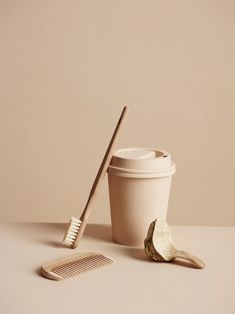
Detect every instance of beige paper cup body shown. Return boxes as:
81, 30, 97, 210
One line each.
108, 148, 175, 246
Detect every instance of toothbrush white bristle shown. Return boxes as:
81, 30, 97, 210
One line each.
63, 217, 81, 246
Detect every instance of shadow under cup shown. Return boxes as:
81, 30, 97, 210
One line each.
108, 148, 176, 247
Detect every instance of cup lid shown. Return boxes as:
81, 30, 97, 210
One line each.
108, 148, 175, 178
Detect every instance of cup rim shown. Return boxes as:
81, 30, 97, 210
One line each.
109, 147, 176, 178
108, 163, 176, 178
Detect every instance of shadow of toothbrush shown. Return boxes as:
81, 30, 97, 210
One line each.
37, 223, 113, 248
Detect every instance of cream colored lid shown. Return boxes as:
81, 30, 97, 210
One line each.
108, 148, 175, 178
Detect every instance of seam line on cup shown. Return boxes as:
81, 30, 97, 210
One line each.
108, 166, 176, 178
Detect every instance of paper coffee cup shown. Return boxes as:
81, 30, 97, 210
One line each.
108, 148, 175, 246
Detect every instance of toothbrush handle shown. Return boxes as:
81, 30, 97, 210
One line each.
85, 106, 129, 212
175, 250, 206, 269
73, 106, 129, 247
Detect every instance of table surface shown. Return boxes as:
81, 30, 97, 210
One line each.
0, 222, 235, 314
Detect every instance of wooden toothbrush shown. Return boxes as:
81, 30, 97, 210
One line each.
63, 106, 129, 248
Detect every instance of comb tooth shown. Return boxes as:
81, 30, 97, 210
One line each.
53, 260, 88, 276
51, 254, 113, 279
53, 265, 85, 278
52, 254, 95, 270
52, 256, 91, 274
53, 255, 98, 275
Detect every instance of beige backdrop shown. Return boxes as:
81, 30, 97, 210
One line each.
1, 0, 235, 225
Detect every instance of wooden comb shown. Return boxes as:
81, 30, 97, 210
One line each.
41, 252, 113, 280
